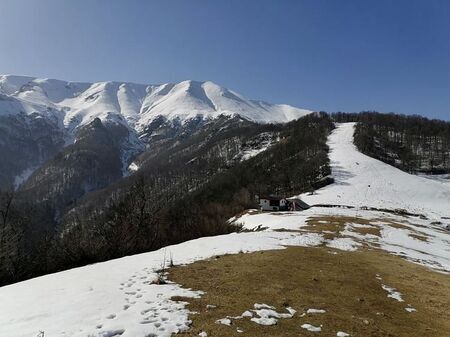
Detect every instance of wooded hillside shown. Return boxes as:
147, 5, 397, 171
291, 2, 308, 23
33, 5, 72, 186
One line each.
333, 112, 450, 174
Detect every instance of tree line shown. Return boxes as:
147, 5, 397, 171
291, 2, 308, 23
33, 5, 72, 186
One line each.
332, 112, 450, 174
0, 113, 334, 286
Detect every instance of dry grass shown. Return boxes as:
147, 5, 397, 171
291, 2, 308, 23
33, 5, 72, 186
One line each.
352, 226, 381, 237
408, 233, 429, 242
303, 216, 382, 240
169, 246, 450, 337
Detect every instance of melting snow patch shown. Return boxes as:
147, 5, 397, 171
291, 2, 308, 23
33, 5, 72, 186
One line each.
405, 305, 417, 312
198, 331, 207, 337
381, 284, 404, 302
241, 310, 253, 318
337, 332, 350, 337
307, 308, 326, 314
326, 237, 361, 251
254, 303, 275, 310
215, 318, 232, 326
250, 316, 278, 326
286, 307, 297, 315
281, 232, 325, 247
301, 323, 322, 332
127, 162, 140, 173
247, 304, 296, 326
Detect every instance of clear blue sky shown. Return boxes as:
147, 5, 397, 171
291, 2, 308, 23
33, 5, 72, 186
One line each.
0, 0, 449, 120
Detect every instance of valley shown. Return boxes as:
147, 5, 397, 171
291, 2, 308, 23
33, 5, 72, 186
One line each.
0, 119, 448, 337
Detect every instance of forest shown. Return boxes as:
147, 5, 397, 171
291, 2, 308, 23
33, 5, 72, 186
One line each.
333, 112, 450, 174
0, 113, 333, 286
2, 111, 447, 286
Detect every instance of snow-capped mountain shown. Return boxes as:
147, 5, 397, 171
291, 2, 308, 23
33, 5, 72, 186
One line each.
0, 74, 312, 193
0, 75, 311, 134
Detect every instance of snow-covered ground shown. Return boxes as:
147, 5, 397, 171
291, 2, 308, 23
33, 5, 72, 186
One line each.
0, 231, 323, 337
1, 122, 449, 337
236, 207, 450, 272
300, 123, 450, 220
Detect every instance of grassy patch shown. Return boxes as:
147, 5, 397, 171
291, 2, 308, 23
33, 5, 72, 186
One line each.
408, 233, 429, 242
169, 247, 450, 337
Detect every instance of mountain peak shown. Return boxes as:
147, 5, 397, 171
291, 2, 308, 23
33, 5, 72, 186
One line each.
0, 75, 313, 132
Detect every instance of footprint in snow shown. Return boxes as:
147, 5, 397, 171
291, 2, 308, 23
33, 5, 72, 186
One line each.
100, 329, 125, 337
106, 314, 116, 319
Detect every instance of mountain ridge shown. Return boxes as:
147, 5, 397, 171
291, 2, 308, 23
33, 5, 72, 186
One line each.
0, 75, 312, 134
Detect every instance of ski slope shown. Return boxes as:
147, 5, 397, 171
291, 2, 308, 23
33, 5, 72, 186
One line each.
301, 123, 450, 220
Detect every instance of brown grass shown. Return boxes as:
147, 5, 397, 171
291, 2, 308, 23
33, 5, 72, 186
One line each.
408, 233, 429, 242
352, 226, 381, 237
169, 247, 450, 337
303, 216, 382, 240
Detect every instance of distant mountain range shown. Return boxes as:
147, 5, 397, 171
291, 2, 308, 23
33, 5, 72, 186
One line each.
0, 75, 310, 131
0, 75, 311, 191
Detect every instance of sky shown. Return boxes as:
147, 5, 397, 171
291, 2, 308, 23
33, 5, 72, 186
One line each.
0, 0, 449, 120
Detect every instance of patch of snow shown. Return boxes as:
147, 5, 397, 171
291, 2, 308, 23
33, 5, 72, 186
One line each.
198, 331, 208, 337
337, 331, 350, 337
286, 307, 297, 315
381, 284, 404, 302
240, 145, 270, 161
241, 310, 253, 318
254, 303, 275, 310
237, 211, 311, 231
405, 306, 416, 313
13, 167, 37, 189
127, 161, 140, 173
250, 305, 295, 326
307, 308, 326, 314
301, 323, 322, 332
215, 318, 232, 326
250, 316, 278, 326
327, 237, 361, 252
214, 303, 298, 326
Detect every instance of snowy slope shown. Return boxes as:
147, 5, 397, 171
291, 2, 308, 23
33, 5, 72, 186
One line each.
0, 75, 312, 135
236, 207, 450, 272
300, 123, 450, 220
0, 231, 323, 337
